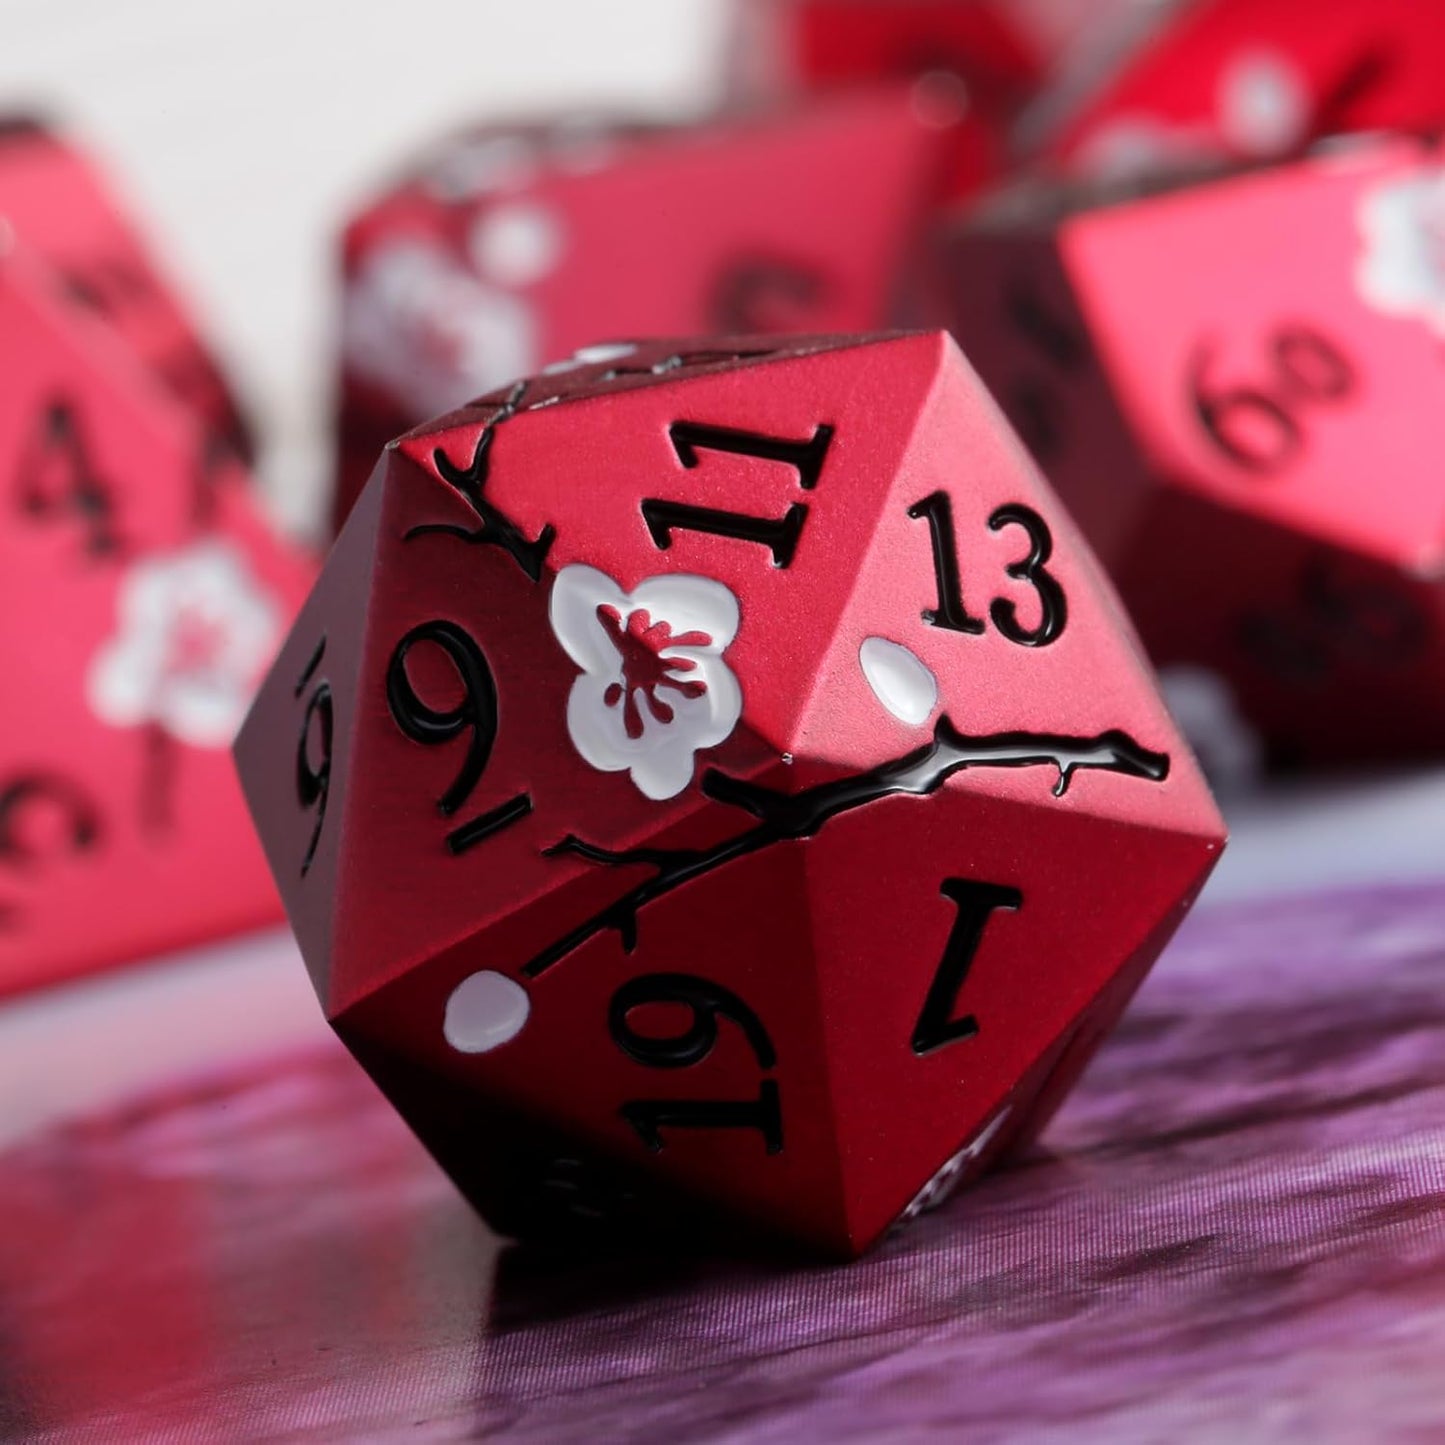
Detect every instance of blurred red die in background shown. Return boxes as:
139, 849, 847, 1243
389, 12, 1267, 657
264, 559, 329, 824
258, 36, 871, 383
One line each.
0, 116, 252, 460
332, 92, 961, 531
1047, 0, 1445, 182
942, 136, 1445, 766
731, 0, 1043, 198
0, 239, 314, 998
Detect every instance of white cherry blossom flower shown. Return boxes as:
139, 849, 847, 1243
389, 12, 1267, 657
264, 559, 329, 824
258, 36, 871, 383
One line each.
88, 540, 281, 748
341, 240, 535, 413
1355, 166, 1445, 336
550, 564, 743, 801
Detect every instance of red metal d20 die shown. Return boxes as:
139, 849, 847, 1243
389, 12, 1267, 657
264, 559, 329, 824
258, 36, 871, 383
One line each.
237, 332, 1223, 1256
944, 137, 1445, 765
0, 243, 313, 997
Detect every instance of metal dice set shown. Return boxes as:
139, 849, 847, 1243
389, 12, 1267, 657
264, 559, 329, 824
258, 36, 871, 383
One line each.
7, 0, 1445, 1255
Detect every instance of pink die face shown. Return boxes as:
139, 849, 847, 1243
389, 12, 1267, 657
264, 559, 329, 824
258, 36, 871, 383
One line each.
332, 94, 960, 531
0, 244, 313, 997
944, 137, 1445, 764
1050, 0, 1445, 183
238, 332, 1223, 1258
0, 117, 250, 459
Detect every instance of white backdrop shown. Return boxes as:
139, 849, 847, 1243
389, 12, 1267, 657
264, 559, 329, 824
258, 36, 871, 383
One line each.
0, 0, 727, 529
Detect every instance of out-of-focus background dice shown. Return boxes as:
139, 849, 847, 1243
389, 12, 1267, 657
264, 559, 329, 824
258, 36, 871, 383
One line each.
0, 1, 736, 538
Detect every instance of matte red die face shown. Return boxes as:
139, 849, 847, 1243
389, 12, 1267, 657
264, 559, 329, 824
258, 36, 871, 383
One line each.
333, 95, 959, 530
238, 331, 1223, 1257
0, 245, 314, 997
945, 138, 1445, 765
1049, 0, 1445, 181
0, 118, 251, 459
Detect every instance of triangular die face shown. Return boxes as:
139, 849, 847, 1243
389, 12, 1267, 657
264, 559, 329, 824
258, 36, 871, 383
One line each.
1061, 142, 1445, 570
800, 336, 1222, 836
234, 459, 387, 1011
337, 830, 853, 1253
802, 786, 1220, 1251
0, 249, 309, 994
396, 330, 948, 765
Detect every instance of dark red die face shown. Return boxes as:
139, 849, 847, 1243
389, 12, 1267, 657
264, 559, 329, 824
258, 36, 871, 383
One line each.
0, 118, 251, 459
945, 137, 1445, 767
0, 243, 313, 997
238, 330, 1223, 1257
1049, 0, 1445, 182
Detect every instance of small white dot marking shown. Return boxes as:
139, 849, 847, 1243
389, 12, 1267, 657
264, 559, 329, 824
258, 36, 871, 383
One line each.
443, 970, 531, 1054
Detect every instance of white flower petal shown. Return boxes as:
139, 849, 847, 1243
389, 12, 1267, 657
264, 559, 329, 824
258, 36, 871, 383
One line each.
550, 563, 630, 675
632, 573, 739, 651
86, 539, 281, 748
551, 563, 745, 801
860, 636, 938, 727
443, 970, 531, 1053
1356, 169, 1445, 336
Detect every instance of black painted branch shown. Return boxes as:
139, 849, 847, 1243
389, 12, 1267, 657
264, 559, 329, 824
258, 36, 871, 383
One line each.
522, 716, 1168, 978
402, 379, 555, 582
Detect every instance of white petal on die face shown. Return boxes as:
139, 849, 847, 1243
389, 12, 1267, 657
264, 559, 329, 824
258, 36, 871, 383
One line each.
470, 201, 564, 287
540, 341, 638, 376
87, 540, 281, 747
1218, 49, 1309, 156
859, 636, 938, 727
342, 242, 536, 412
1356, 169, 1445, 335
443, 970, 531, 1054
551, 563, 745, 800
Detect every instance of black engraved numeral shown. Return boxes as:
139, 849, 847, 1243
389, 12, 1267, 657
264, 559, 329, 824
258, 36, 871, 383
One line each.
386, 620, 530, 854
611, 972, 782, 1154
909, 495, 1066, 646
668, 421, 833, 491
912, 879, 1021, 1055
0, 774, 102, 929
621, 1084, 784, 1154
640, 420, 835, 568
988, 504, 1067, 647
1189, 325, 1355, 474
15, 399, 122, 558
294, 637, 332, 879
641, 497, 808, 567
908, 491, 987, 634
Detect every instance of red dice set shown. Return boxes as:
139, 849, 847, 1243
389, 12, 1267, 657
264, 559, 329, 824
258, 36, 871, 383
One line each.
0, 117, 251, 459
237, 332, 1223, 1255
943, 135, 1445, 765
333, 92, 960, 529
1047, 0, 1445, 181
0, 226, 313, 997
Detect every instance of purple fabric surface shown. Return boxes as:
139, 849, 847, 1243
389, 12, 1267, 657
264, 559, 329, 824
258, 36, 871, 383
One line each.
3, 882, 1444, 1442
